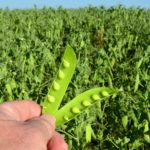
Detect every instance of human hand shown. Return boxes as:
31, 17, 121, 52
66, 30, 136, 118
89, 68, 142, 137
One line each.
0, 100, 68, 150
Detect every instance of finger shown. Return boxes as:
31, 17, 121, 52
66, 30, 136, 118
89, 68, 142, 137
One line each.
24, 115, 56, 143
48, 132, 68, 150
0, 100, 41, 121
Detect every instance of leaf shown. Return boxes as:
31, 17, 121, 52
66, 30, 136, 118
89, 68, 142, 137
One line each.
122, 115, 128, 129
136, 58, 143, 70
85, 124, 92, 143
134, 72, 140, 93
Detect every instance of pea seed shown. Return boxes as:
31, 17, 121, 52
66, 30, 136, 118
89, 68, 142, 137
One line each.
63, 115, 69, 121
58, 70, 65, 79
72, 107, 80, 114
101, 91, 109, 97
63, 59, 70, 68
42, 106, 47, 109
47, 95, 55, 103
53, 81, 60, 91
92, 94, 100, 101
82, 100, 91, 107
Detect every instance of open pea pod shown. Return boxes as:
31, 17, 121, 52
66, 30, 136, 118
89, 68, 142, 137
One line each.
41, 45, 117, 126
41, 45, 77, 115
54, 87, 117, 125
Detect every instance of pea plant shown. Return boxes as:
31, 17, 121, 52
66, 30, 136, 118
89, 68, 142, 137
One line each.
41, 45, 117, 125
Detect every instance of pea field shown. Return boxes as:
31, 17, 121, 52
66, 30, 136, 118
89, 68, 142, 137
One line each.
0, 6, 150, 149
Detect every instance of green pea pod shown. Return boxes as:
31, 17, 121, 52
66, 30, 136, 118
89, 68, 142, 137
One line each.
41, 45, 117, 126
42, 45, 77, 115
54, 87, 117, 125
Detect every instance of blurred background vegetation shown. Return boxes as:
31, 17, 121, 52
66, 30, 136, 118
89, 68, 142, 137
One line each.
0, 6, 150, 149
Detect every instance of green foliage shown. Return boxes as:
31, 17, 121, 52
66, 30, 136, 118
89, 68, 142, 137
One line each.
0, 6, 150, 149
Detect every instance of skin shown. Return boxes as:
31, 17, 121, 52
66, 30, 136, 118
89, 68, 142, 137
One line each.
0, 100, 68, 150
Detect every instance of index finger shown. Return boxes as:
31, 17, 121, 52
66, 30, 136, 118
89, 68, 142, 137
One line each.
0, 100, 41, 121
